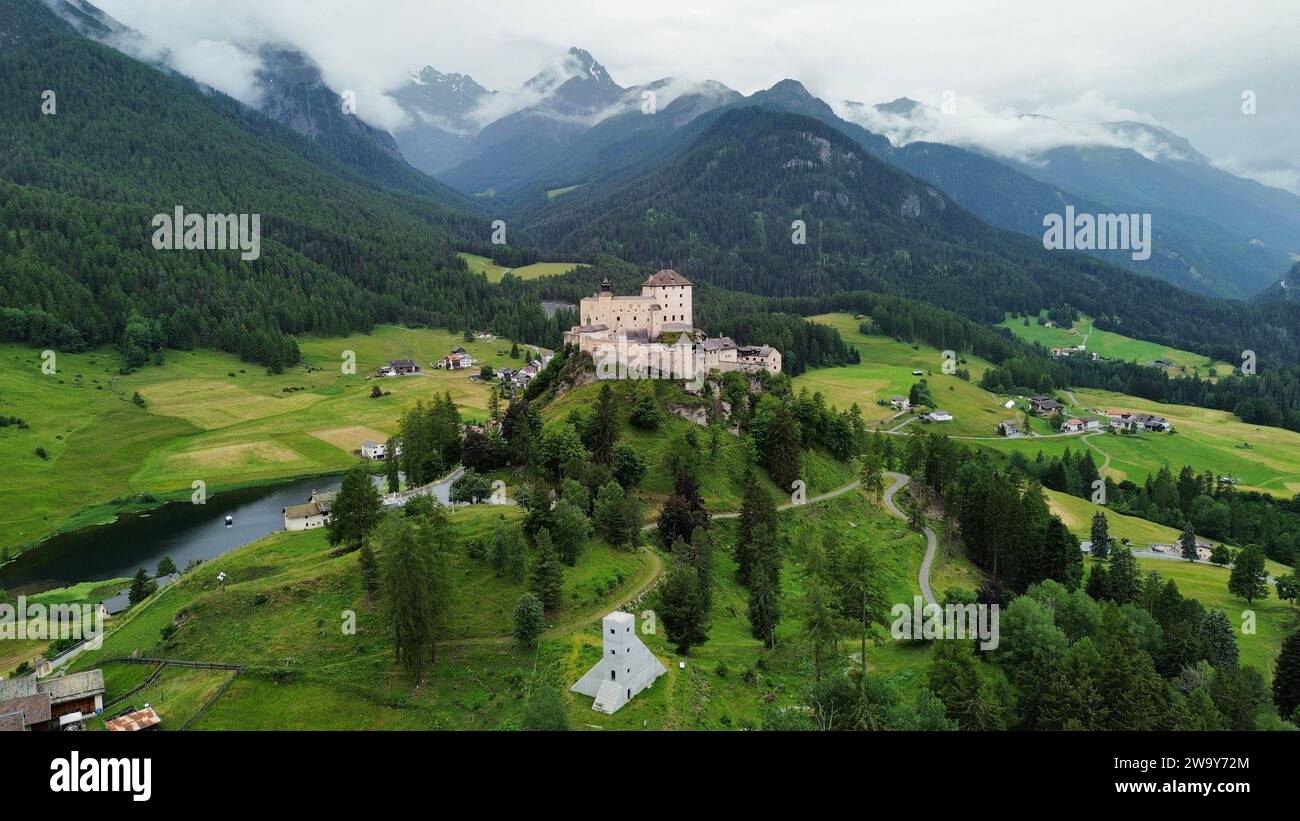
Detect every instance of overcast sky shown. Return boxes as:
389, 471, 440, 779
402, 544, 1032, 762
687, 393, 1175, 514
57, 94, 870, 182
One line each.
97, 0, 1300, 192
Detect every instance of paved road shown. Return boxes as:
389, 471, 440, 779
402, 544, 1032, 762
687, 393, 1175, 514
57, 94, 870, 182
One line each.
882, 472, 938, 606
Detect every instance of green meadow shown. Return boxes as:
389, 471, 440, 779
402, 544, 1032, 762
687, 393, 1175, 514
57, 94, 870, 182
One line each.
999, 312, 1234, 378
458, 252, 584, 283
73, 487, 955, 730
0, 326, 536, 551
794, 313, 1015, 438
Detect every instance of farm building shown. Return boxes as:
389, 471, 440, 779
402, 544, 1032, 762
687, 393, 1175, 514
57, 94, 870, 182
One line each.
283, 490, 337, 531
1029, 395, 1063, 415
380, 359, 419, 376
442, 348, 474, 370
0, 670, 105, 731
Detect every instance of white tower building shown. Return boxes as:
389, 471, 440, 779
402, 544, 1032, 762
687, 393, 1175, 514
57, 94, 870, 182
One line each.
571, 611, 668, 714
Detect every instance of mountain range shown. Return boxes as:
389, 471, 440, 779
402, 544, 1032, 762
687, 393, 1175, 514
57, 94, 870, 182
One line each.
43, 0, 1300, 301
6, 0, 1300, 372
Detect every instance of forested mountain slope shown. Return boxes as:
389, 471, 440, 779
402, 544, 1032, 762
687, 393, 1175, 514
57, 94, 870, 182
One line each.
515, 106, 1300, 364
0, 0, 567, 366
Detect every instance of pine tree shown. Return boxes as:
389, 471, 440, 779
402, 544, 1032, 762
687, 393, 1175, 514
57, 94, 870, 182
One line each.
1199, 609, 1239, 668
657, 474, 709, 549
1085, 563, 1108, 600
1041, 517, 1083, 591
1228, 544, 1269, 603
1106, 547, 1141, 604
748, 561, 781, 649
513, 592, 546, 645
155, 556, 177, 576
376, 512, 451, 685
585, 383, 619, 464
1273, 630, 1300, 722
489, 516, 509, 576
530, 528, 564, 611
1089, 511, 1111, 560
358, 543, 380, 600
860, 449, 885, 507
128, 568, 156, 606
658, 550, 710, 654
327, 461, 384, 552
384, 438, 400, 493
1179, 523, 1198, 562
802, 579, 841, 681
734, 471, 777, 586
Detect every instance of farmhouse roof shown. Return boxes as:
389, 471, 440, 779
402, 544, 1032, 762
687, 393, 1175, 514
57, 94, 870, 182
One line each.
106, 706, 161, 732
284, 502, 320, 520
0, 693, 51, 730
0, 676, 37, 703
643, 269, 691, 287
37, 669, 104, 704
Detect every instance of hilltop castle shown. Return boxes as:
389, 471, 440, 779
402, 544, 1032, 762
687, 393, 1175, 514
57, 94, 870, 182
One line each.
563, 269, 781, 381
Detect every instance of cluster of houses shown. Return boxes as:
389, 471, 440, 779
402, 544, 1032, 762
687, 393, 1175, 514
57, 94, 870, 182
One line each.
0, 669, 105, 732
1014, 395, 1173, 435
1050, 345, 1099, 361
562, 270, 782, 380
1107, 411, 1172, 432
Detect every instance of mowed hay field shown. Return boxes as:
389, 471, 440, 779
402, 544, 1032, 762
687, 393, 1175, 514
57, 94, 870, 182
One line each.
793, 313, 1014, 437
458, 252, 584, 283
0, 326, 540, 550
1064, 389, 1300, 495
999, 313, 1234, 378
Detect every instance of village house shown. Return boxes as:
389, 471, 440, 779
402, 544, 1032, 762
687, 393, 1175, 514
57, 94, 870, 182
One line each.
997, 420, 1021, 437
380, 358, 419, 377
361, 439, 400, 460
1060, 417, 1102, 433
512, 360, 541, 389
0, 669, 105, 732
889, 396, 911, 411
1029, 395, 1064, 416
442, 348, 474, 370
571, 611, 667, 714
924, 410, 953, 423
563, 271, 782, 380
283, 489, 337, 531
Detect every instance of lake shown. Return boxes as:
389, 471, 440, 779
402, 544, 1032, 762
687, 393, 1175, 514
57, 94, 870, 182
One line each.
0, 475, 362, 593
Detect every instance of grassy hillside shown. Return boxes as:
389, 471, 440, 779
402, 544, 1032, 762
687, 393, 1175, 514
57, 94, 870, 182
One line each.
540, 379, 855, 515
458, 252, 585, 284
0, 327, 538, 550
999, 313, 1234, 378
794, 313, 1012, 437
74, 488, 947, 730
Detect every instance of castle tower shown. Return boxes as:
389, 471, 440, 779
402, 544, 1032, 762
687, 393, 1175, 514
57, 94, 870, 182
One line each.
641, 269, 692, 330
